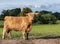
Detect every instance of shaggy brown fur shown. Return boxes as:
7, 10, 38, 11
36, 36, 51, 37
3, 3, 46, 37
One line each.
2, 12, 38, 39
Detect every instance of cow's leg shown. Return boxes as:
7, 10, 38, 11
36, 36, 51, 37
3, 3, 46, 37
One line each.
25, 25, 32, 40
7, 30, 11, 38
26, 32, 29, 40
22, 31, 26, 40
2, 28, 7, 39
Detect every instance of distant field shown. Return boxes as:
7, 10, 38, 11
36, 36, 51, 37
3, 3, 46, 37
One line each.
0, 23, 60, 39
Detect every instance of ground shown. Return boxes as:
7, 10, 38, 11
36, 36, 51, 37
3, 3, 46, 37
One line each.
0, 37, 60, 44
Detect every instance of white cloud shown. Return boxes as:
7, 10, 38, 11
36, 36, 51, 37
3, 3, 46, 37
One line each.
34, 5, 41, 8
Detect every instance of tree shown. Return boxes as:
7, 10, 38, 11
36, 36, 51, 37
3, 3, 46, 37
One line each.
20, 7, 32, 16
51, 15, 57, 24
0, 10, 10, 19
39, 14, 57, 24
40, 10, 52, 15
35, 11, 39, 13
0, 8, 21, 20
52, 12, 60, 20
9, 8, 21, 16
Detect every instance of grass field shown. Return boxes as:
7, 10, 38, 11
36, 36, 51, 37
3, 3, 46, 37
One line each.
0, 23, 60, 39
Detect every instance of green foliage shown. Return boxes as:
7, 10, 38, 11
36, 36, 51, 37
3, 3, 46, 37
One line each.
33, 10, 58, 24
20, 7, 32, 16
40, 14, 51, 24
0, 10, 10, 19
35, 11, 39, 13
39, 14, 57, 24
50, 15, 57, 24
0, 8, 21, 20
40, 10, 52, 15
9, 8, 21, 16
52, 12, 60, 20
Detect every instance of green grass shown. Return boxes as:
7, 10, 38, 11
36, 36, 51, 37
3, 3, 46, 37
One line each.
30, 24, 60, 37
0, 24, 60, 39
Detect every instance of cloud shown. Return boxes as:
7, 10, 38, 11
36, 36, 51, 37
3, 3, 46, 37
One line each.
34, 5, 41, 8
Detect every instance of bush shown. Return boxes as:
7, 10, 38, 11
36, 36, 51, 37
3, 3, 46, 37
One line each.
51, 15, 57, 24
39, 14, 57, 24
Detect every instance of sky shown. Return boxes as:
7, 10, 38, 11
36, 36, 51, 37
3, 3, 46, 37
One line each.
0, 0, 60, 13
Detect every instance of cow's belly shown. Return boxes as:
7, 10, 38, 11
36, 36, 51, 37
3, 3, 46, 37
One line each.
7, 23, 28, 31
7, 24, 21, 31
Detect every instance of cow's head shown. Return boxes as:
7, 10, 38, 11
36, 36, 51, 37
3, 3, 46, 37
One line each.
26, 12, 39, 21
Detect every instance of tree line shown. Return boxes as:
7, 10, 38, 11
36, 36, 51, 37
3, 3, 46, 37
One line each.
0, 7, 60, 24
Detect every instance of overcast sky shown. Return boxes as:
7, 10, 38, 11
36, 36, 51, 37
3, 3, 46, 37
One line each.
0, 0, 60, 13
0, 0, 60, 5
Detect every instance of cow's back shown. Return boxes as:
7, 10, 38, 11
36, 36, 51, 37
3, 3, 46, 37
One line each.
4, 16, 29, 31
